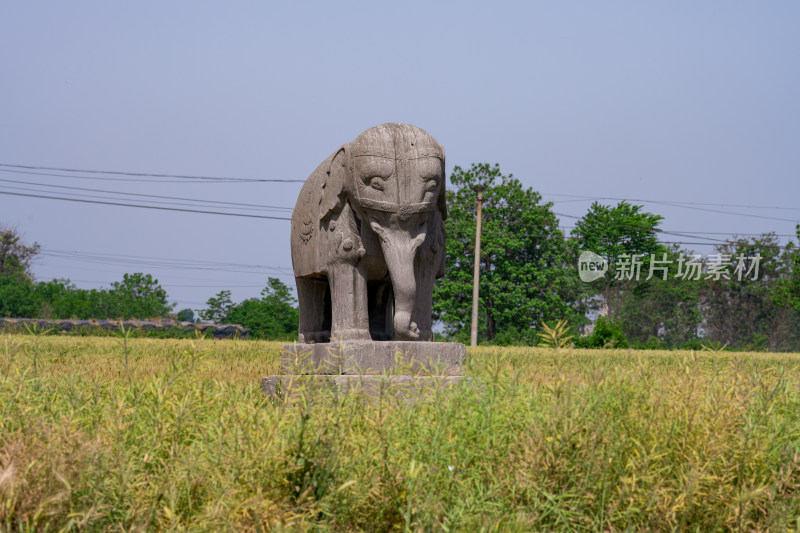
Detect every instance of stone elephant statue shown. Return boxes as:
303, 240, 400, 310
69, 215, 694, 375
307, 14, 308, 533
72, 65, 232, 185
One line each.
290, 123, 447, 343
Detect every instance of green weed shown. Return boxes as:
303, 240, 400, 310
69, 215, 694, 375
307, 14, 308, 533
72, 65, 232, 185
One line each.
1, 337, 800, 530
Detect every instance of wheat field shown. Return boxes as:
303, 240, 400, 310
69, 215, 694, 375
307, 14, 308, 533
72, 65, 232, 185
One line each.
2, 334, 800, 531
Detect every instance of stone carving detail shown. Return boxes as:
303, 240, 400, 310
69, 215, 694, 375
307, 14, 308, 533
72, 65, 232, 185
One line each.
290, 123, 447, 343
299, 190, 314, 244
299, 221, 314, 244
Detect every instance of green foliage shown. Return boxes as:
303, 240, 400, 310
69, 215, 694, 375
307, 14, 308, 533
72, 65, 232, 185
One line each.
0, 272, 172, 321
0, 323, 218, 340
491, 326, 539, 346
201, 278, 299, 339
0, 274, 38, 318
537, 319, 574, 350
702, 234, 800, 351
434, 163, 588, 341
571, 201, 665, 268
3, 337, 800, 530
616, 246, 703, 347
177, 308, 195, 323
0, 226, 40, 281
33, 278, 101, 319
571, 203, 705, 348
106, 273, 173, 319
572, 201, 667, 319
772, 225, 800, 314
197, 290, 233, 323
575, 316, 629, 349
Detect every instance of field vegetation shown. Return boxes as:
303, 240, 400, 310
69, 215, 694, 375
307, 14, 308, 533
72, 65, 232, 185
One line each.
2, 335, 800, 531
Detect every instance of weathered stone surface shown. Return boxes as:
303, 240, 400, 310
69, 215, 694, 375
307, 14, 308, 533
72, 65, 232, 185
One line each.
271, 124, 468, 401
281, 341, 465, 375
290, 123, 448, 344
262, 374, 466, 400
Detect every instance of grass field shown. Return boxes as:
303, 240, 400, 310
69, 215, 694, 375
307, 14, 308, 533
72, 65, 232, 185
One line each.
2, 335, 800, 531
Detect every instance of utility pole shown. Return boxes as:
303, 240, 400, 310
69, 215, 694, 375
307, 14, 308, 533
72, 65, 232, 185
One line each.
470, 185, 485, 347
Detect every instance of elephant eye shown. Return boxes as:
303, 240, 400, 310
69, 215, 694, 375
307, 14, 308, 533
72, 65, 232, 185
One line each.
369, 177, 384, 191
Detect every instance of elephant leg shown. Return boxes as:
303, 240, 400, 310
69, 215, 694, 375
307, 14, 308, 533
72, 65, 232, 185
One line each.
413, 215, 445, 342
324, 201, 370, 341
296, 277, 330, 343
368, 280, 394, 340
328, 262, 370, 341
412, 258, 436, 342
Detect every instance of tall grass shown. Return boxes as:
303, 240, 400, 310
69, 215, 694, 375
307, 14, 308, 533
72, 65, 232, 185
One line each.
1, 337, 800, 530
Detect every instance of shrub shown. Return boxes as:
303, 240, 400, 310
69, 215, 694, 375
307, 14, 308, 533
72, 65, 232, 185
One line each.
575, 316, 629, 348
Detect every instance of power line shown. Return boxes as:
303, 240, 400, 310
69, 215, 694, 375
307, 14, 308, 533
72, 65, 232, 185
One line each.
653, 201, 799, 223
0, 178, 292, 212
0, 184, 285, 214
0, 168, 249, 184
44, 248, 292, 267
0, 190, 292, 220
549, 197, 798, 223
452, 226, 797, 238
450, 214, 733, 246
41, 248, 293, 271
38, 254, 294, 277
1, 162, 795, 215
7, 183, 792, 241
447, 228, 793, 250
7, 187, 789, 249
33, 260, 292, 283
551, 211, 790, 246
5, 179, 794, 247
0, 162, 304, 183
541, 192, 800, 212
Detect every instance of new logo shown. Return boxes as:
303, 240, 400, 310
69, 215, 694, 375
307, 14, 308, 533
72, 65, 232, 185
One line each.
578, 251, 608, 282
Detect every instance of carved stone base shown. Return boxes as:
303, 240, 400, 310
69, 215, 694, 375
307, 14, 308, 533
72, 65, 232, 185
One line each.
280, 341, 465, 375
265, 341, 468, 400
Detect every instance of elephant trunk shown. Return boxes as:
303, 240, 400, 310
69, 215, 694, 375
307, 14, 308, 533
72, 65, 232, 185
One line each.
388, 255, 418, 341
371, 221, 426, 341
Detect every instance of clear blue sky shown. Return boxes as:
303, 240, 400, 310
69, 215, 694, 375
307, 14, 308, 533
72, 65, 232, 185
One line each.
1, 2, 798, 312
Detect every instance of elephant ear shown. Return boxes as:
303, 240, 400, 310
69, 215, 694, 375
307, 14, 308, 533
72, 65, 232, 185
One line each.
320, 147, 348, 221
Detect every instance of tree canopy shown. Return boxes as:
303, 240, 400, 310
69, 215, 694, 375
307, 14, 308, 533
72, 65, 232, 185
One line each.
200, 278, 298, 339
772, 225, 800, 316
433, 163, 588, 343
0, 226, 40, 281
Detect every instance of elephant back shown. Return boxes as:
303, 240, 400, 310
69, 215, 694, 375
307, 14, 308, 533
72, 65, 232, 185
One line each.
291, 152, 336, 278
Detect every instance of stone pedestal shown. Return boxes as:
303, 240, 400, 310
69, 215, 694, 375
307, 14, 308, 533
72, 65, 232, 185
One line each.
263, 341, 466, 399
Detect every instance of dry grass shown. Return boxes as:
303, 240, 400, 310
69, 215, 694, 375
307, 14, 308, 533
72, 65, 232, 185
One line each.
2, 335, 800, 531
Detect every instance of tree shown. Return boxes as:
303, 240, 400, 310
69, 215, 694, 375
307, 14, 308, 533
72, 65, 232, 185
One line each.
106, 273, 173, 319
772, 225, 800, 315
0, 274, 38, 317
614, 246, 702, 347
571, 201, 666, 319
35, 281, 111, 320
198, 290, 234, 323
0, 226, 40, 281
703, 233, 800, 351
259, 277, 300, 334
199, 278, 299, 338
433, 163, 588, 342
571, 201, 664, 262
177, 308, 195, 323
34, 278, 84, 318
226, 278, 299, 339
197, 279, 299, 338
